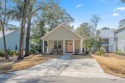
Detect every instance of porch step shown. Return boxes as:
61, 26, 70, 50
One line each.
59, 53, 72, 60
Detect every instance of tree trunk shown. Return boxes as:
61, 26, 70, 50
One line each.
0, 20, 9, 59
0, 0, 9, 60
18, 20, 26, 60
17, 0, 27, 60
25, 17, 31, 56
40, 21, 45, 53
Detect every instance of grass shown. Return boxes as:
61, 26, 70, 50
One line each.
71, 54, 93, 59
0, 54, 61, 73
92, 53, 125, 78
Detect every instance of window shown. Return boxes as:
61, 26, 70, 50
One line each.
54, 41, 57, 49
58, 41, 62, 49
54, 41, 62, 49
15, 45, 18, 50
101, 39, 109, 44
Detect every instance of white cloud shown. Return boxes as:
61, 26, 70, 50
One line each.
116, 7, 125, 11
76, 4, 83, 8
112, 13, 119, 16
113, 7, 125, 11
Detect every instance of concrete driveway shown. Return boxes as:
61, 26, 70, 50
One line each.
0, 53, 125, 83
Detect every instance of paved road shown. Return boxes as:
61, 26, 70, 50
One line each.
0, 53, 125, 83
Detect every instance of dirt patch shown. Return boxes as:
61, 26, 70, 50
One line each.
92, 54, 125, 78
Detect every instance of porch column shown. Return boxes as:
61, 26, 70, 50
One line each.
47, 40, 48, 53
80, 39, 82, 54
41, 41, 42, 53
63, 40, 65, 54
43, 40, 44, 54
73, 39, 75, 54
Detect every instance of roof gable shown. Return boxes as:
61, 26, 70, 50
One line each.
41, 25, 82, 40
0, 30, 15, 38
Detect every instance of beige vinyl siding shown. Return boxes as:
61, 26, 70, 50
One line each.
48, 40, 54, 53
75, 40, 80, 52
42, 26, 82, 40
41, 25, 83, 54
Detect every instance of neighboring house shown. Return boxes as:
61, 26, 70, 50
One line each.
0, 29, 26, 50
114, 27, 125, 53
99, 29, 115, 52
41, 25, 83, 54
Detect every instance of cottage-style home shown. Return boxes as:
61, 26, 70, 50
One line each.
41, 25, 83, 54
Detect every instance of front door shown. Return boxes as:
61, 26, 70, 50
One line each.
68, 42, 73, 52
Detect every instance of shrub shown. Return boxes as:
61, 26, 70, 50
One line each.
29, 49, 36, 54
8, 50, 16, 56
115, 49, 125, 55
100, 47, 106, 52
85, 51, 89, 54
0, 50, 5, 57
95, 51, 105, 55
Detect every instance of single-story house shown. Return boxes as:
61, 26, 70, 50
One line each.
0, 29, 26, 50
114, 27, 125, 53
41, 24, 83, 54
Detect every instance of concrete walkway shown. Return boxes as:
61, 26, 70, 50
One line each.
0, 53, 125, 83
59, 53, 72, 59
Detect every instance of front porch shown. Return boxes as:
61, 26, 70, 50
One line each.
41, 25, 83, 54
42, 40, 82, 54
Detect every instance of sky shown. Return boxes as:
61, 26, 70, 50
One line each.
59, 0, 125, 29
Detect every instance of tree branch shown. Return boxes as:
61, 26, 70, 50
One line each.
31, 6, 42, 15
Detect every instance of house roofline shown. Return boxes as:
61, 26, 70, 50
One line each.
114, 26, 125, 33
41, 24, 83, 40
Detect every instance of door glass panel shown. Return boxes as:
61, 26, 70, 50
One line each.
58, 41, 62, 49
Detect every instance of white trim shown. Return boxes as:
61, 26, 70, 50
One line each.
43, 40, 44, 53
63, 40, 65, 54
40, 24, 83, 40
53, 40, 54, 49
41, 41, 42, 53
80, 40, 82, 54
47, 41, 48, 53
73, 40, 75, 54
